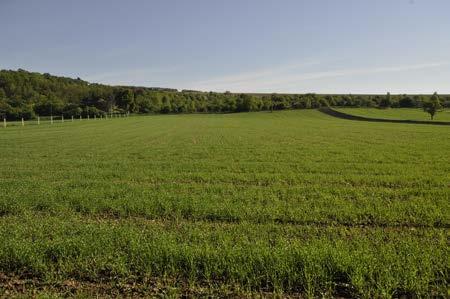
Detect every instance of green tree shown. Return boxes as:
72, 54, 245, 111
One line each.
379, 92, 392, 108
0, 89, 12, 119
324, 95, 334, 106
399, 94, 415, 108
161, 95, 172, 113
224, 96, 237, 112
237, 94, 256, 112
118, 89, 136, 112
422, 92, 442, 120
0, 88, 6, 101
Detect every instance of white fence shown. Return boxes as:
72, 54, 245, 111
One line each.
2, 112, 130, 128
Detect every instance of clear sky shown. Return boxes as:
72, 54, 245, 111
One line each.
1, 0, 449, 94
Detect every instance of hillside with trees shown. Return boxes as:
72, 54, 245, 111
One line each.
0, 69, 449, 120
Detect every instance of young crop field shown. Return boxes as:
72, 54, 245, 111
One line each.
0, 110, 448, 297
335, 107, 450, 121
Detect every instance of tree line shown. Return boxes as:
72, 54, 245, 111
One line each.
0, 69, 448, 120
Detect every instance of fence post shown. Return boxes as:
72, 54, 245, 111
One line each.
22, 118, 25, 126
72, 116, 74, 122
94, 115, 96, 120
62, 115, 64, 123
87, 115, 90, 120
3, 118, 6, 128
51, 116, 53, 124
80, 115, 82, 120
37, 116, 40, 125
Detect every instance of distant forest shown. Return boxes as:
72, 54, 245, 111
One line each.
1, 69, 449, 120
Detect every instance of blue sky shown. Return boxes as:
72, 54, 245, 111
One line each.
1, 0, 449, 93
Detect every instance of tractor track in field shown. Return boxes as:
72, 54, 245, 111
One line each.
3, 210, 447, 230
318, 107, 450, 126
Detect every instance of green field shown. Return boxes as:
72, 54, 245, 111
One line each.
0, 110, 449, 297
335, 107, 450, 121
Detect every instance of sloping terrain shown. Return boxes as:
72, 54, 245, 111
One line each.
320, 107, 450, 125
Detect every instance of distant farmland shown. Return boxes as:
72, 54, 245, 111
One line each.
335, 107, 450, 121
0, 110, 448, 297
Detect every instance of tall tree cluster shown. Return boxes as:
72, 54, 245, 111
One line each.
0, 69, 448, 120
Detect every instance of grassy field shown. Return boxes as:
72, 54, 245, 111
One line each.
334, 107, 450, 121
0, 110, 448, 297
